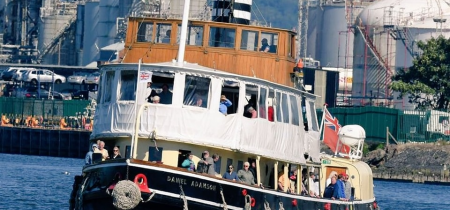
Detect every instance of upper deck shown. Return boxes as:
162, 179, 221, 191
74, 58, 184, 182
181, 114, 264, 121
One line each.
123, 17, 297, 86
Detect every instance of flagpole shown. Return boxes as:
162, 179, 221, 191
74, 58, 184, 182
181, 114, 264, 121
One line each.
319, 104, 327, 140
130, 58, 142, 159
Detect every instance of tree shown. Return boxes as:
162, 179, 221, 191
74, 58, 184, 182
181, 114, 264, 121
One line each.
391, 35, 450, 110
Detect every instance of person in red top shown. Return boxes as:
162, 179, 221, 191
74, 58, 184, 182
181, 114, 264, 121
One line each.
268, 106, 274, 122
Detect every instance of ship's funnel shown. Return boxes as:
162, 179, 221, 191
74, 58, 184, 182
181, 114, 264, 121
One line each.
212, 0, 252, 25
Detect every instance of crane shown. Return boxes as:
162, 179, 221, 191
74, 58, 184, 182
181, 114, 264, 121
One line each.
297, 0, 309, 60
433, 0, 446, 34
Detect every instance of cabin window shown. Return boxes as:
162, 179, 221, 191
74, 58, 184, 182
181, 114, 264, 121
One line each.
281, 93, 290, 123
237, 161, 244, 171
307, 100, 319, 131
290, 95, 300, 125
155, 23, 172, 44
177, 150, 191, 168
137, 22, 154, 42
208, 27, 235, 48
148, 146, 163, 162
259, 87, 267, 119
275, 91, 282, 122
222, 80, 240, 114
244, 84, 258, 118
260, 32, 278, 53
150, 73, 175, 105
183, 76, 211, 108
125, 145, 131, 159
240, 30, 259, 51
177, 24, 203, 46
103, 71, 115, 103
119, 70, 137, 101
226, 158, 233, 168
289, 34, 295, 58
267, 89, 275, 122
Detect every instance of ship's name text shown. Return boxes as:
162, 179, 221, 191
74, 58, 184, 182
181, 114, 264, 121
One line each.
167, 176, 216, 191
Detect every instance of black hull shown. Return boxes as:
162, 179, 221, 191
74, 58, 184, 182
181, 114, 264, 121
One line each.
71, 159, 377, 210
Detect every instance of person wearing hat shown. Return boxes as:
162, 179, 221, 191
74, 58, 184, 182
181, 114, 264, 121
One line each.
219, 95, 232, 115
85, 143, 98, 165
259, 38, 270, 52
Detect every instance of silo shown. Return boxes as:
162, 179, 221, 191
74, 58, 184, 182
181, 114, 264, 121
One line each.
351, 0, 450, 107
82, 1, 100, 66
76, 4, 85, 66
98, 0, 119, 50
37, 15, 73, 63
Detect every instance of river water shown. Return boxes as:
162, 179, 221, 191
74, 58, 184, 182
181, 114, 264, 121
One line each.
0, 153, 448, 210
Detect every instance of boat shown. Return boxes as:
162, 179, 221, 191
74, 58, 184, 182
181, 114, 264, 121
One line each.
69, 1, 379, 209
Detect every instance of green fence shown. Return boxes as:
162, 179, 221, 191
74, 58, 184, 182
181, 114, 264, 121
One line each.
0, 97, 90, 118
319, 107, 450, 143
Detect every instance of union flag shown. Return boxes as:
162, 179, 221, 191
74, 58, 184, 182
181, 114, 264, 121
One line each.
323, 107, 350, 154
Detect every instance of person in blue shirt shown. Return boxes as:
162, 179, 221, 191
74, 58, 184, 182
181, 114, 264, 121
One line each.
219, 95, 232, 115
332, 174, 348, 201
85, 143, 98, 165
223, 164, 239, 181
181, 153, 196, 172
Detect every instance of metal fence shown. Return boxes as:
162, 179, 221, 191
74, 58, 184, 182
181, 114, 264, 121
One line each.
0, 97, 90, 118
319, 107, 450, 143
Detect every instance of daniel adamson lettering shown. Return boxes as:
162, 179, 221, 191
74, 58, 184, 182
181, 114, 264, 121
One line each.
167, 176, 217, 191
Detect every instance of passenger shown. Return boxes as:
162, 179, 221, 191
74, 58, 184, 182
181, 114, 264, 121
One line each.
344, 173, 353, 200
212, 154, 220, 175
289, 169, 298, 193
25, 116, 32, 127
146, 82, 158, 103
60, 118, 68, 129
159, 84, 173, 104
85, 144, 98, 165
98, 141, 109, 161
243, 95, 257, 118
249, 161, 257, 183
152, 96, 160, 104
323, 176, 337, 198
332, 174, 348, 201
223, 164, 239, 181
181, 153, 196, 172
278, 171, 286, 192
31, 117, 40, 128
111, 146, 122, 159
237, 162, 256, 185
219, 95, 232, 115
197, 151, 215, 175
259, 38, 270, 52
1, 115, 11, 126
268, 106, 274, 121
162, 30, 171, 44
195, 98, 203, 107
246, 107, 257, 118
308, 172, 320, 198
326, 171, 338, 186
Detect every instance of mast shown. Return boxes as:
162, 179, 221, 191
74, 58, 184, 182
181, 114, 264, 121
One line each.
177, 0, 191, 66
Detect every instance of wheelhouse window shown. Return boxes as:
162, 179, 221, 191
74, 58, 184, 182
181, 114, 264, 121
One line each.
209, 27, 235, 48
183, 76, 211, 108
260, 32, 278, 53
155, 23, 172, 44
259, 87, 267, 119
222, 80, 240, 114
290, 95, 300, 125
119, 70, 137, 101
289, 34, 295, 58
307, 100, 319, 131
137, 22, 154, 42
102, 71, 115, 103
150, 72, 175, 105
240, 30, 259, 51
177, 24, 203, 46
281, 93, 290, 124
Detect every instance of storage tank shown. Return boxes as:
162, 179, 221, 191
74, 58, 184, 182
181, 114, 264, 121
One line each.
37, 15, 74, 64
98, 0, 119, 50
352, 0, 450, 108
75, 4, 85, 66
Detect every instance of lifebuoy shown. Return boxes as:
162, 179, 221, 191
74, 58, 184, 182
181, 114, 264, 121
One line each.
251, 197, 256, 207
134, 174, 151, 193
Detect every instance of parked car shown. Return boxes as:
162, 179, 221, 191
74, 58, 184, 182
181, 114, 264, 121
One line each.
71, 90, 89, 100
2, 68, 18, 81
22, 69, 66, 85
24, 88, 66, 100
67, 72, 90, 84
13, 68, 34, 82
84, 72, 100, 84
59, 88, 80, 100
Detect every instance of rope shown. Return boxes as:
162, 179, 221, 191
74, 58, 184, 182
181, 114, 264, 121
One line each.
111, 180, 141, 210
264, 200, 271, 210
180, 185, 188, 210
220, 188, 228, 210
279, 202, 285, 210
142, 191, 156, 203
244, 195, 252, 210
